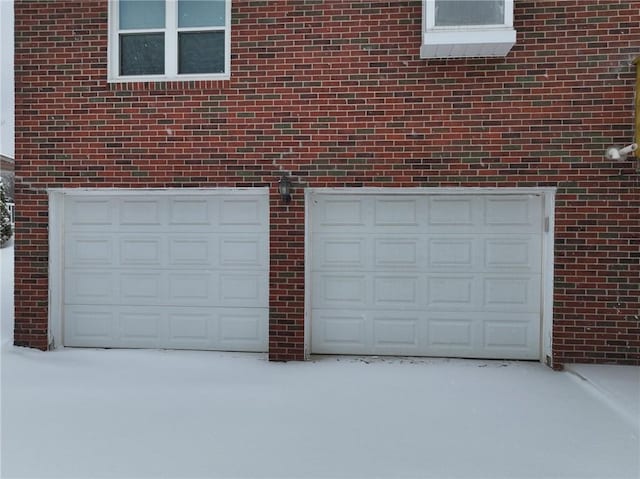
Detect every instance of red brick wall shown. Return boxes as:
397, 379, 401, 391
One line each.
14, 0, 639, 364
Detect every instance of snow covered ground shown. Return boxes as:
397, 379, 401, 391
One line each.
1, 243, 639, 479
0, 238, 13, 347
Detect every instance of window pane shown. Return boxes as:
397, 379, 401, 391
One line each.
178, 0, 226, 28
120, 33, 165, 76
178, 31, 225, 74
119, 0, 165, 29
435, 0, 504, 26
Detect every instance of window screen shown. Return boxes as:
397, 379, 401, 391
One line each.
435, 0, 504, 26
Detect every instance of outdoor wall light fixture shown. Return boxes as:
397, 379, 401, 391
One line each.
604, 143, 638, 161
278, 174, 292, 204
605, 142, 639, 172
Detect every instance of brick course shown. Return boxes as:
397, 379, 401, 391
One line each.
14, 0, 639, 364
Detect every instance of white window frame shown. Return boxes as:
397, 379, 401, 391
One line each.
108, 0, 231, 83
421, 0, 516, 58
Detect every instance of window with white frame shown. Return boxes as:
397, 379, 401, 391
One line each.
421, 0, 516, 59
108, 0, 231, 82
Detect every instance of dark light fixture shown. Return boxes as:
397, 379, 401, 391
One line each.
278, 174, 292, 204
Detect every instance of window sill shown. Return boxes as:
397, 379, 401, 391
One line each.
106, 73, 231, 91
420, 27, 516, 59
107, 72, 230, 84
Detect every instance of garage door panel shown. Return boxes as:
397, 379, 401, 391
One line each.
120, 273, 162, 302
310, 192, 543, 360
374, 238, 422, 270
311, 311, 368, 354
67, 269, 270, 308
372, 314, 421, 353
67, 198, 115, 229
119, 198, 163, 226
483, 275, 541, 311
219, 273, 267, 307
428, 238, 475, 270
425, 312, 539, 359
219, 310, 267, 349
425, 274, 541, 312
65, 308, 115, 347
427, 197, 477, 231
63, 191, 268, 352
167, 312, 213, 347
168, 272, 215, 303
169, 198, 212, 225
120, 236, 164, 266
373, 275, 424, 309
374, 197, 421, 228
65, 270, 115, 304
314, 235, 426, 271
312, 273, 368, 309
427, 318, 474, 348
220, 236, 268, 269
219, 197, 268, 231
484, 320, 531, 350
484, 237, 541, 272
313, 235, 368, 270
125, 270, 214, 306
485, 197, 540, 232
64, 305, 267, 351
65, 236, 114, 267
168, 237, 213, 266
482, 312, 539, 359
119, 312, 162, 347
427, 275, 475, 308
312, 196, 367, 231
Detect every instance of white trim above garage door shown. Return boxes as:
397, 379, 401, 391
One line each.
48, 189, 269, 352
305, 188, 555, 361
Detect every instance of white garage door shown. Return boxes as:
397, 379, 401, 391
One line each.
62, 191, 268, 352
310, 192, 543, 360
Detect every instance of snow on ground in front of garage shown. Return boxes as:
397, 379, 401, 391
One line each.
565, 363, 640, 427
1, 244, 639, 479
0, 239, 13, 347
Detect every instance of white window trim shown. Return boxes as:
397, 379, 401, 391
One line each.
421, 0, 516, 59
107, 0, 231, 83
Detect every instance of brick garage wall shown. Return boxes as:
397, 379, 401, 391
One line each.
14, 0, 639, 364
